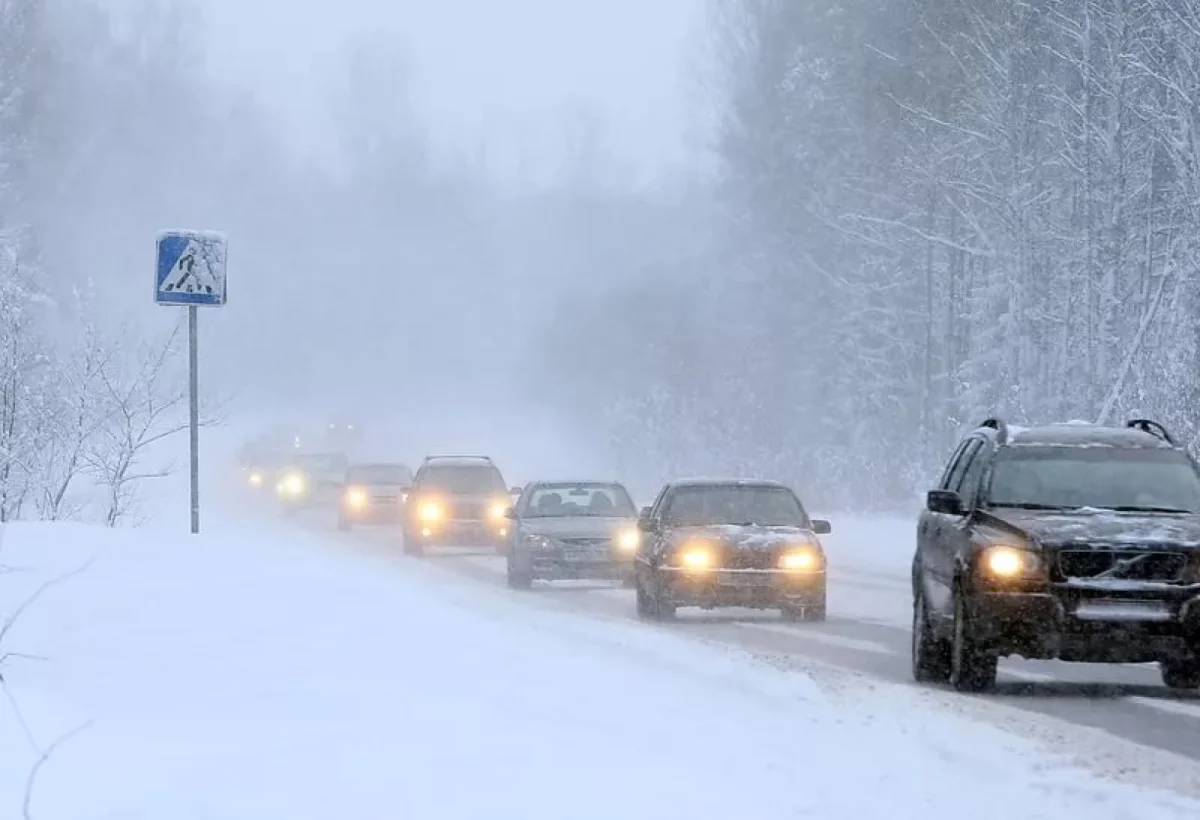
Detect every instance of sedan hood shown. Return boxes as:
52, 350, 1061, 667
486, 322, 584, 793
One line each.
986, 508, 1200, 549
521, 517, 634, 539
669, 524, 820, 550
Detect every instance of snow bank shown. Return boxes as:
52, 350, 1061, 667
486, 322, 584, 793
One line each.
1, 521, 1198, 819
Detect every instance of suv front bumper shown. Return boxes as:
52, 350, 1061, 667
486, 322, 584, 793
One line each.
970, 583, 1200, 663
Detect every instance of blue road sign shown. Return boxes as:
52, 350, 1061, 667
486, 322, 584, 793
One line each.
155, 230, 228, 307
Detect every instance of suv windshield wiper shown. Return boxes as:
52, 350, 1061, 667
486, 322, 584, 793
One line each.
990, 502, 1072, 511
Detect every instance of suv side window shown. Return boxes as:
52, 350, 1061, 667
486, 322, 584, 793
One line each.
955, 442, 989, 509
945, 439, 981, 496
938, 441, 973, 490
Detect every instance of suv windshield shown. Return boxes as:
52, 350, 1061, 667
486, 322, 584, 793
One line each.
524, 484, 636, 518
988, 447, 1200, 513
418, 465, 506, 494
665, 486, 809, 527
349, 465, 412, 485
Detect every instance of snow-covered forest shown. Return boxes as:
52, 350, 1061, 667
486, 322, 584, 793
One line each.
536, 0, 1200, 509
7, 0, 1200, 517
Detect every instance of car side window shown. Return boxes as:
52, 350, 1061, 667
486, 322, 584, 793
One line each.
955, 443, 990, 509
937, 441, 972, 490
945, 439, 981, 496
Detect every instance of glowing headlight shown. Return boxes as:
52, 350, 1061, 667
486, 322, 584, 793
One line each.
279, 472, 306, 495
418, 501, 443, 522
489, 501, 508, 521
981, 546, 1040, 578
616, 528, 640, 552
678, 544, 714, 570
248, 472, 263, 487
779, 548, 822, 571
345, 486, 368, 509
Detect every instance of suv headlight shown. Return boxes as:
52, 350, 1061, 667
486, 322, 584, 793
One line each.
345, 486, 368, 508
979, 545, 1043, 579
418, 501, 443, 522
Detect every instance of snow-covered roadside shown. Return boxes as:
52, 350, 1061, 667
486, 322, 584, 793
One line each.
2, 520, 1199, 819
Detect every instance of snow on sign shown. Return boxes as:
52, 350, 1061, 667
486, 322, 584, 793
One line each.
155, 230, 227, 307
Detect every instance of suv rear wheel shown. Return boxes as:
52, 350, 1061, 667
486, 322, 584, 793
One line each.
1161, 659, 1200, 690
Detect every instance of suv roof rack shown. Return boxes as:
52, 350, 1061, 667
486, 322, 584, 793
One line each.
422, 454, 494, 462
1125, 418, 1176, 446
978, 417, 1009, 446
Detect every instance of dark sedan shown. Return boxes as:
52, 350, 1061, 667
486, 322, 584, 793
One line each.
505, 481, 642, 588
633, 479, 831, 621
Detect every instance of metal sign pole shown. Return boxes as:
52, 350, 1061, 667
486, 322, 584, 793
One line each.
189, 305, 200, 534
155, 229, 226, 534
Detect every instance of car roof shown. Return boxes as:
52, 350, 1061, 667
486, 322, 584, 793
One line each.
421, 455, 495, 465
525, 479, 627, 489
667, 477, 793, 490
1002, 423, 1173, 449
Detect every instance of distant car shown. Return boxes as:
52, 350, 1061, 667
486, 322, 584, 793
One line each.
276, 452, 350, 512
338, 462, 414, 531
633, 479, 830, 622
913, 417, 1200, 693
504, 481, 641, 589
403, 455, 520, 555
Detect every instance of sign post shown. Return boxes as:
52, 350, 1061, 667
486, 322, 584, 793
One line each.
155, 230, 228, 534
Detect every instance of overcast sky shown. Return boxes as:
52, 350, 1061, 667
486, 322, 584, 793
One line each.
194, 0, 708, 183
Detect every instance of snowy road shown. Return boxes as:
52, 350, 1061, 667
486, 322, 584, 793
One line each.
6, 509, 1200, 817
324, 518, 1200, 765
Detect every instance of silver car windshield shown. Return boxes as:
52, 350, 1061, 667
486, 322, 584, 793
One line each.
524, 484, 636, 518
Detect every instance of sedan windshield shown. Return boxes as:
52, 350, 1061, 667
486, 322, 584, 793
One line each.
664, 486, 809, 527
524, 484, 636, 517
988, 447, 1200, 513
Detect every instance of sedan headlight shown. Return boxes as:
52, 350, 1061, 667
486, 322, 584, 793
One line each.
344, 486, 368, 509
248, 471, 263, 487
980, 545, 1042, 578
779, 546, 823, 571
616, 527, 640, 552
418, 501, 443, 522
677, 542, 715, 570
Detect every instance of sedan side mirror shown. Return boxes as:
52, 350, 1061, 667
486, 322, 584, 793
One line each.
810, 519, 832, 535
926, 489, 963, 515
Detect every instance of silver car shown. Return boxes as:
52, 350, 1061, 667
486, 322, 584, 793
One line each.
505, 481, 642, 589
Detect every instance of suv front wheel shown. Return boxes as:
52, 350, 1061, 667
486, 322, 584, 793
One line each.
949, 586, 998, 692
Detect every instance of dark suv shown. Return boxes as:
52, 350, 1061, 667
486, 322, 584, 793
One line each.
912, 417, 1200, 693
402, 455, 519, 555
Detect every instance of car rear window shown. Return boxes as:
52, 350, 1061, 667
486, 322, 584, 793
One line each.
418, 465, 506, 494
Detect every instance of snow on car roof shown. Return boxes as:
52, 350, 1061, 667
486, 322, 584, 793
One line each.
1007, 423, 1172, 448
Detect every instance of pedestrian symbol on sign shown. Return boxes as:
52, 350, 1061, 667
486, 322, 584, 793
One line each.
155, 230, 227, 307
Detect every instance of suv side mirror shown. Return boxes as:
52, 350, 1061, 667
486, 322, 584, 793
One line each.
503, 506, 517, 520
637, 506, 655, 532
926, 489, 963, 515
509, 486, 522, 495
810, 519, 832, 535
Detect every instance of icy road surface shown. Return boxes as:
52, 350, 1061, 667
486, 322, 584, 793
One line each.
2, 517, 1200, 818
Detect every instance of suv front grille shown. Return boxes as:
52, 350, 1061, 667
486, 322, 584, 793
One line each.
1056, 549, 1188, 583
448, 501, 485, 520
